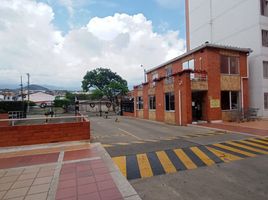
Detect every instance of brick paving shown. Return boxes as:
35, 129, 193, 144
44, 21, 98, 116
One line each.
199, 122, 268, 137
0, 142, 130, 200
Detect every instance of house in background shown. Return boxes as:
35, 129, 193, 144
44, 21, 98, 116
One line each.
28, 91, 56, 106
185, 0, 268, 117
130, 43, 251, 125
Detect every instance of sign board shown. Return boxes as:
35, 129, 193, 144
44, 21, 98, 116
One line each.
210, 99, 220, 108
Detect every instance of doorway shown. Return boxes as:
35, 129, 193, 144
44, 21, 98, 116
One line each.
192, 91, 206, 122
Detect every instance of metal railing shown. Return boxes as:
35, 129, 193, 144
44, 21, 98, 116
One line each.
0, 115, 88, 127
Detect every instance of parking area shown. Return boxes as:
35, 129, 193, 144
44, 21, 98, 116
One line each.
90, 116, 268, 200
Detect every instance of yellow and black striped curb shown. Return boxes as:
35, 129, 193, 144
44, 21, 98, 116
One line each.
101, 131, 228, 147
112, 137, 268, 180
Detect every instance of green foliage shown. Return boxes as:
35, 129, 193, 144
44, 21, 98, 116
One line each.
65, 92, 91, 103
91, 89, 104, 100
0, 101, 27, 113
29, 101, 36, 106
82, 68, 128, 103
53, 99, 71, 108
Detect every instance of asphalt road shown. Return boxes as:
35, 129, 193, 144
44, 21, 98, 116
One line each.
90, 115, 268, 200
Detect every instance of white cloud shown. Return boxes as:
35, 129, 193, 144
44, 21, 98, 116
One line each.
0, 0, 185, 89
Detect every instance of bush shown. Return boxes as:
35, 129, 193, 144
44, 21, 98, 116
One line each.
54, 99, 71, 108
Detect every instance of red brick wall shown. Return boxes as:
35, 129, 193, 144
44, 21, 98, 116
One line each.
143, 84, 149, 119
0, 121, 90, 147
123, 112, 134, 117
0, 113, 9, 127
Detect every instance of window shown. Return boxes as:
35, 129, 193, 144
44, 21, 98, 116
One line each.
149, 96, 156, 110
136, 96, 143, 109
262, 30, 268, 47
165, 66, 173, 84
220, 55, 239, 74
263, 61, 268, 78
264, 93, 268, 109
221, 91, 239, 110
165, 92, 175, 111
182, 59, 194, 70
261, 0, 268, 16
152, 72, 158, 87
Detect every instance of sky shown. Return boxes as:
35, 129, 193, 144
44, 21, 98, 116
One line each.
0, 0, 186, 90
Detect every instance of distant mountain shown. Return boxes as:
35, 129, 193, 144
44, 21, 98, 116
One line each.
22, 84, 50, 91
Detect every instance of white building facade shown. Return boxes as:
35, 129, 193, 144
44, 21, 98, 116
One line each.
186, 0, 268, 117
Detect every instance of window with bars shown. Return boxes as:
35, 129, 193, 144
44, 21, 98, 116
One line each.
220, 55, 239, 74
136, 96, 143, 110
264, 93, 268, 109
262, 30, 268, 47
149, 96, 156, 110
165, 66, 173, 84
165, 92, 175, 111
221, 91, 239, 110
263, 61, 268, 78
151, 72, 158, 87
260, 0, 268, 16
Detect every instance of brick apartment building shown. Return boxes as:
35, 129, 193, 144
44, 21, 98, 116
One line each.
129, 43, 251, 125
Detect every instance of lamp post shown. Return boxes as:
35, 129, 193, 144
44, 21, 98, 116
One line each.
26, 73, 30, 113
141, 65, 146, 83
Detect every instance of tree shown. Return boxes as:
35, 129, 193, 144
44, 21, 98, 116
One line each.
82, 68, 128, 105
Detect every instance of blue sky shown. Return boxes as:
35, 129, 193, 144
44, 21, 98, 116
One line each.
0, 0, 186, 90
39, 0, 186, 38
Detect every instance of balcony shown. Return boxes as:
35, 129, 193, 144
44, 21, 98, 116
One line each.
191, 73, 208, 91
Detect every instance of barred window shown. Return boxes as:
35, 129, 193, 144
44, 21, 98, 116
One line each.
262, 30, 268, 47
136, 96, 143, 109
220, 55, 239, 74
221, 91, 239, 110
263, 61, 268, 78
149, 96, 156, 110
165, 66, 173, 84
264, 93, 268, 109
165, 92, 175, 111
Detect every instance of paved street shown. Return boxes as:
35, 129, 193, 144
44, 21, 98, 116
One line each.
90, 116, 268, 200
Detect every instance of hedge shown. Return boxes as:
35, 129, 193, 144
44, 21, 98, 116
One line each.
0, 101, 28, 113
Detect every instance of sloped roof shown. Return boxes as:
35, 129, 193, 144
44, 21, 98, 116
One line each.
146, 43, 252, 73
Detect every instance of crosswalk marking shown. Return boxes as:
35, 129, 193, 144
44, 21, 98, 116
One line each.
136, 154, 153, 178
111, 137, 268, 180
190, 147, 215, 166
239, 140, 268, 150
205, 147, 242, 162
112, 156, 126, 177
156, 151, 177, 173
212, 143, 256, 157
173, 149, 197, 169
226, 141, 268, 155
247, 138, 268, 146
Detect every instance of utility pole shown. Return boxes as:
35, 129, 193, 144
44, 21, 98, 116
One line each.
20, 76, 24, 117
26, 73, 30, 113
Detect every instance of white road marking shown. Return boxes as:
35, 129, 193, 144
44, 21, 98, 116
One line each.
118, 128, 142, 140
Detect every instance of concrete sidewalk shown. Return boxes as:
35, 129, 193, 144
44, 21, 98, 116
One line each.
0, 141, 141, 200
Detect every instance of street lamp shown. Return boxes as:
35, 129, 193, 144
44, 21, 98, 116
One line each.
141, 65, 146, 83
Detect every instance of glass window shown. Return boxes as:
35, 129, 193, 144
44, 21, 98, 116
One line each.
220, 55, 239, 74
263, 61, 268, 78
230, 57, 239, 74
220, 56, 229, 74
182, 62, 188, 70
136, 96, 143, 109
165, 92, 175, 111
152, 72, 158, 87
165, 67, 173, 84
264, 93, 268, 109
149, 96, 156, 110
221, 91, 239, 110
261, 0, 268, 16
221, 91, 230, 110
262, 30, 268, 47
188, 59, 194, 70
182, 59, 194, 70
